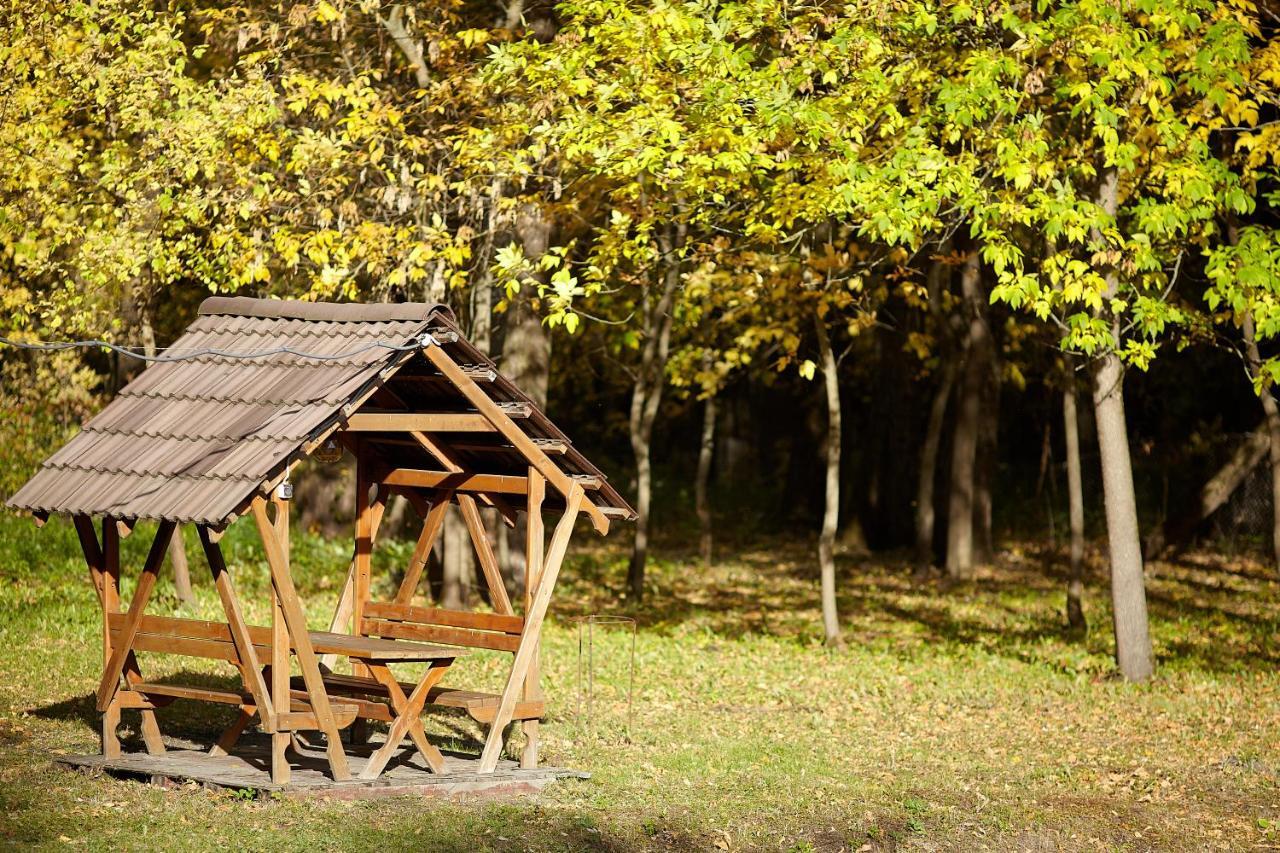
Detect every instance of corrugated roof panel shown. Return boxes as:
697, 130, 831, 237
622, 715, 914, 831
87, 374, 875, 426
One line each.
7, 297, 635, 525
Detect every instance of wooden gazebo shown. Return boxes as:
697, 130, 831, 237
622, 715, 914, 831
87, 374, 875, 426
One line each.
7, 297, 634, 785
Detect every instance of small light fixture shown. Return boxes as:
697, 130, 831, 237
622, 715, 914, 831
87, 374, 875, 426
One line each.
314, 436, 344, 463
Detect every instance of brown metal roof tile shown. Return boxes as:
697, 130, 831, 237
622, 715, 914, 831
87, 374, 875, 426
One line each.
7, 296, 635, 525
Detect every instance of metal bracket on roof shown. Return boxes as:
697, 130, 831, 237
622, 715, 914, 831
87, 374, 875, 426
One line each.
423, 327, 458, 344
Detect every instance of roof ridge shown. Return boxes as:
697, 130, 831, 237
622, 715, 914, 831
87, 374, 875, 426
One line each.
199, 296, 454, 324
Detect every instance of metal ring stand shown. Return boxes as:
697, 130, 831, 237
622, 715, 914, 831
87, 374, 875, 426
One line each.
568, 615, 636, 742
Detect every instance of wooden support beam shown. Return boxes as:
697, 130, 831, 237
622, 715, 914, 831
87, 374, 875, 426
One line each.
354, 447, 373, 636
322, 484, 387, 669
408, 430, 463, 473
421, 343, 610, 535
345, 413, 495, 432
252, 498, 351, 782
270, 494, 291, 783
448, 439, 569, 456
383, 469, 531, 495
522, 468, 546, 769
393, 495, 450, 605
457, 493, 514, 615
198, 526, 274, 731
479, 484, 584, 772
95, 520, 176, 711
98, 518, 121, 757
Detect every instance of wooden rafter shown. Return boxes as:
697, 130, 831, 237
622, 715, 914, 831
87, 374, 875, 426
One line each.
420, 343, 610, 535
345, 412, 495, 432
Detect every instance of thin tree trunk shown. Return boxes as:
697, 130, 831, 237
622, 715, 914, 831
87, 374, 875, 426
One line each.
378, 4, 431, 89
626, 218, 685, 601
441, 505, 472, 610
1243, 311, 1280, 575
696, 391, 716, 567
1149, 425, 1269, 555
916, 362, 954, 566
1092, 167, 1153, 682
946, 248, 987, 578
815, 316, 842, 645
1064, 381, 1086, 631
975, 372, 1000, 561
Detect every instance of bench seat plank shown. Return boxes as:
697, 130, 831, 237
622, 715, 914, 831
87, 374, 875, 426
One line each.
298, 673, 545, 723
107, 614, 465, 662
131, 682, 363, 728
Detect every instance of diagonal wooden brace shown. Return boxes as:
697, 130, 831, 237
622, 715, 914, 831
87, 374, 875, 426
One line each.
198, 526, 274, 729
457, 493, 513, 615
95, 520, 176, 712
394, 492, 450, 604
478, 484, 584, 773
253, 498, 351, 782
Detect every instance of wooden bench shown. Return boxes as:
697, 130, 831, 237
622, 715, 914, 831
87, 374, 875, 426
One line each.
104, 612, 464, 732
320, 601, 544, 724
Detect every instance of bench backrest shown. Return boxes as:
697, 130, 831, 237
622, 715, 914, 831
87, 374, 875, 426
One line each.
359, 601, 524, 653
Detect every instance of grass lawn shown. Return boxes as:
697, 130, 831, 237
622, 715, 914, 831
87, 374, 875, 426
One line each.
0, 511, 1277, 851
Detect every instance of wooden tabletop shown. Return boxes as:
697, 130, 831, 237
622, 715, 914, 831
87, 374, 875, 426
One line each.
307, 631, 466, 662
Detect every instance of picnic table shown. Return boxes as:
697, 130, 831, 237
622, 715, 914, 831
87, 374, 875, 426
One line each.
7, 297, 636, 786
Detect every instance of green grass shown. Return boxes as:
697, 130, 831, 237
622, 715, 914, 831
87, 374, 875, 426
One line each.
1, 511, 1278, 850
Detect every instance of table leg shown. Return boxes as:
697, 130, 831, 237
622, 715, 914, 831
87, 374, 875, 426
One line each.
210, 706, 255, 757
102, 698, 121, 758
360, 662, 449, 779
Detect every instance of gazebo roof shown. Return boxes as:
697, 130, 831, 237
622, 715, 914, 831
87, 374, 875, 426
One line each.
7, 297, 634, 527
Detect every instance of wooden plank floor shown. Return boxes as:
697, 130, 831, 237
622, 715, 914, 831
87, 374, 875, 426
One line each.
57, 733, 588, 800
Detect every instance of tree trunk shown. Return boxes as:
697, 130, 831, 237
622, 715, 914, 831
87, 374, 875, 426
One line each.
696, 392, 716, 567
916, 362, 954, 567
169, 525, 194, 604
946, 248, 988, 578
1092, 167, 1153, 682
441, 505, 472, 610
975, 370, 1000, 561
1064, 381, 1086, 631
1243, 311, 1280, 574
626, 219, 685, 601
815, 317, 842, 645
1148, 425, 1269, 556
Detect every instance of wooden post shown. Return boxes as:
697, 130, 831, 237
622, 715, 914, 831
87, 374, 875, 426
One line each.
101, 518, 121, 756
322, 485, 387, 669
479, 484, 583, 773
252, 498, 351, 782
521, 468, 546, 769
270, 493, 292, 784
74, 516, 120, 757
352, 444, 374, 699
